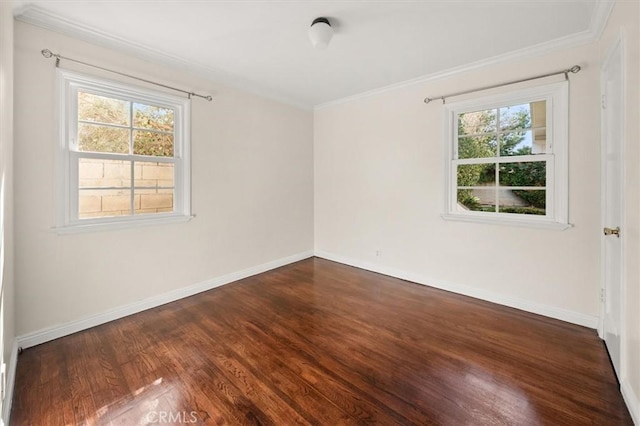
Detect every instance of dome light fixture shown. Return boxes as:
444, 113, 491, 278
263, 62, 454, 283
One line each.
309, 17, 333, 49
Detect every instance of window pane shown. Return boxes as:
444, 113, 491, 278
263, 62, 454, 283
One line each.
79, 188, 131, 218
133, 130, 174, 157
498, 161, 546, 187
530, 100, 546, 127
499, 189, 546, 215
499, 103, 532, 131
134, 188, 174, 215
458, 109, 496, 135
79, 159, 131, 188
457, 163, 495, 187
135, 162, 174, 188
458, 135, 497, 159
457, 189, 495, 212
531, 127, 547, 154
134, 161, 175, 215
78, 92, 129, 126
500, 130, 547, 156
133, 103, 174, 132
78, 123, 129, 154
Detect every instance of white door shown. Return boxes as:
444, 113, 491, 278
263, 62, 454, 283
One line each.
601, 35, 624, 379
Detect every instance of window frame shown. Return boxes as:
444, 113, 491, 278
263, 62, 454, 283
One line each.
441, 81, 570, 230
55, 69, 192, 233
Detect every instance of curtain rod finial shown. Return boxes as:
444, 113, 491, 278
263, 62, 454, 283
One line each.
41, 49, 53, 58
570, 65, 581, 73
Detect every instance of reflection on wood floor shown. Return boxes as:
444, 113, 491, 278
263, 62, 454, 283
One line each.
11, 257, 633, 425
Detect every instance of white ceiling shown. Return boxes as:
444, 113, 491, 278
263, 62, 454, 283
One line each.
14, 1, 605, 108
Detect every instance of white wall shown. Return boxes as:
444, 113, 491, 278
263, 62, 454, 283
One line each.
599, 0, 640, 421
0, 1, 16, 421
315, 42, 601, 325
13, 22, 314, 336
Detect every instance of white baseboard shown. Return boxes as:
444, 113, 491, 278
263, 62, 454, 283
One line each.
622, 379, 640, 425
315, 250, 599, 329
2, 339, 18, 426
17, 250, 314, 349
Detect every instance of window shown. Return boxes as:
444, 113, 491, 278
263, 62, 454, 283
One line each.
56, 69, 191, 232
442, 82, 569, 229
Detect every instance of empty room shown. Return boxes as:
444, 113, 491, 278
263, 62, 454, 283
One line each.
0, 0, 639, 424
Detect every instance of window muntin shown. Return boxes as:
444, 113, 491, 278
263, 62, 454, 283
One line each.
444, 82, 568, 228
57, 70, 191, 230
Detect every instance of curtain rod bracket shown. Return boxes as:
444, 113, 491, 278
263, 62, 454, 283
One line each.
40, 48, 213, 102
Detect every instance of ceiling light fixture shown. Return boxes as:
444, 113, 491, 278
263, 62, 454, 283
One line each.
309, 17, 333, 49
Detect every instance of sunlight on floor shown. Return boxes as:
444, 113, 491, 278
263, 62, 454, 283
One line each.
92, 377, 178, 425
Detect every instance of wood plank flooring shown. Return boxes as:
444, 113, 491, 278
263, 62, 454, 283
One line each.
11, 257, 633, 425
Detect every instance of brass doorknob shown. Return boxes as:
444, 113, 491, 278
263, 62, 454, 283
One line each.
604, 226, 620, 237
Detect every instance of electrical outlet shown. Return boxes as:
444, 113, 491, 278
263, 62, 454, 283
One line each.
375, 249, 381, 257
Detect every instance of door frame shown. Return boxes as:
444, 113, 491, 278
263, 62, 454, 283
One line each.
598, 31, 626, 381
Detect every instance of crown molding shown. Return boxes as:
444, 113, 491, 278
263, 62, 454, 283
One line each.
314, 2, 614, 110
13, 5, 312, 110
13, 2, 614, 112
589, 0, 616, 41
315, 29, 595, 110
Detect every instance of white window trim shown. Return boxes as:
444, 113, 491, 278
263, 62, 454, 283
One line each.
55, 69, 192, 233
441, 81, 571, 230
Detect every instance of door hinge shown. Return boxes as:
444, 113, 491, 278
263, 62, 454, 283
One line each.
602, 94, 607, 109
600, 288, 606, 302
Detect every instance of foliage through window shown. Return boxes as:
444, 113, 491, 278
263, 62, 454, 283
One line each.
57, 70, 191, 230
444, 82, 569, 228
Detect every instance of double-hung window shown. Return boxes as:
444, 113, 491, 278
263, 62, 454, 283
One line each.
56, 70, 191, 232
443, 81, 569, 229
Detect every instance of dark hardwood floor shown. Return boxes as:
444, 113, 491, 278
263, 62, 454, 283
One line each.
11, 257, 632, 425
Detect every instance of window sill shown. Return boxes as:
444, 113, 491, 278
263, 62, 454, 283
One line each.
441, 214, 572, 230
54, 214, 194, 234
